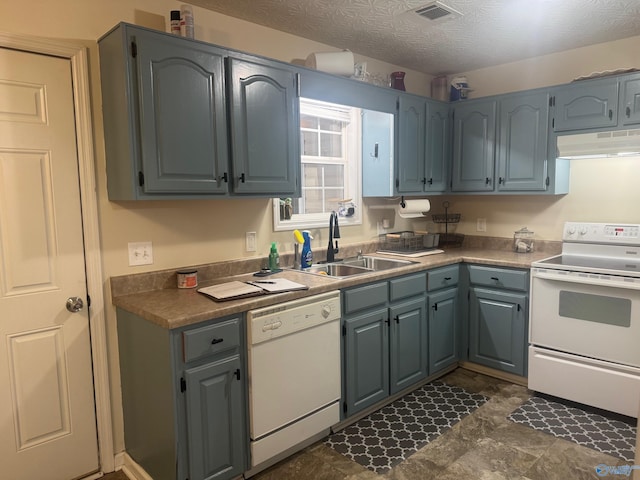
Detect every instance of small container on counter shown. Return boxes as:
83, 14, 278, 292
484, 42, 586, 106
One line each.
513, 227, 534, 253
177, 269, 198, 288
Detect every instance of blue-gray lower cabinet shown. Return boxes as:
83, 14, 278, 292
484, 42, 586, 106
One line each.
466, 265, 529, 377
428, 287, 459, 375
426, 265, 460, 375
342, 273, 427, 417
344, 308, 390, 415
116, 309, 247, 480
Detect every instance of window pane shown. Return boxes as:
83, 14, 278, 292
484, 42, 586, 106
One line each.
319, 118, 342, 132
324, 165, 344, 187
303, 164, 322, 187
303, 189, 324, 214
324, 188, 345, 207
320, 133, 342, 157
302, 131, 318, 156
300, 114, 318, 129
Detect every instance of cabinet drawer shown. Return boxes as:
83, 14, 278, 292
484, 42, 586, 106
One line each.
182, 318, 241, 363
427, 265, 459, 291
343, 282, 388, 315
389, 273, 426, 302
468, 265, 528, 292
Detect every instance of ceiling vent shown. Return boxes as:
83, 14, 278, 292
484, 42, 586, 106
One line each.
413, 1, 462, 22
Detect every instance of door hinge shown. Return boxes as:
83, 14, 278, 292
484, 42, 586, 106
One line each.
138, 171, 144, 186
180, 377, 186, 393
552, 117, 555, 128
517, 304, 522, 312
545, 176, 550, 186
395, 178, 399, 188
343, 401, 348, 414
130, 41, 137, 58
87, 294, 91, 308
342, 324, 347, 336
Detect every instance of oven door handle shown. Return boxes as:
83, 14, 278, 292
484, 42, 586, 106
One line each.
533, 271, 640, 291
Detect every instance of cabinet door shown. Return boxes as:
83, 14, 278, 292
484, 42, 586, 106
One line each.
553, 79, 619, 132
620, 74, 640, 126
228, 57, 300, 195
451, 100, 497, 191
362, 109, 395, 196
344, 309, 389, 416
468, 287, 527, 376
397, 95, 426, 193
428, 287, 458, 375
134, 29, 229, 195
184, 355, 245, 480
389, 297, 427, 394
497, 92, 549, 191
425, 101, 450, 192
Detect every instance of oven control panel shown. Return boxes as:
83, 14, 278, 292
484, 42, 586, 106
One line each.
563, 222, 640, 244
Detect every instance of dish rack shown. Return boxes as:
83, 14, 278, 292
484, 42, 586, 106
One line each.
378, 231, 439, 253
432, 201, 464, 247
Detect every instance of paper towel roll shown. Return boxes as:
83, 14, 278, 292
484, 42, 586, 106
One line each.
396, 199, 431, 218
305, 50, 354, 76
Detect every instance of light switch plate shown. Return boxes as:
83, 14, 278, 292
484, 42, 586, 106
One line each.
476, 218, 487, 232
128, 241, 153, 266
246, 232, 257, 252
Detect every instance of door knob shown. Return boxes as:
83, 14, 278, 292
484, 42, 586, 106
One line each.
66, 297, 84, 313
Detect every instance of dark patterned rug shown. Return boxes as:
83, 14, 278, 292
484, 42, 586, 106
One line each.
325, 382, 487, 474
508, 395, 637, 462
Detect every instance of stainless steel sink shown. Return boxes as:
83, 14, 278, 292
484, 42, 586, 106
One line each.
341, 255, 415, 271
300, 255, 416, 278
303, 263, 372, 278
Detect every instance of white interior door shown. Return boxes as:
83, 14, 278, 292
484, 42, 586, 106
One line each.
0, 47, 99, 479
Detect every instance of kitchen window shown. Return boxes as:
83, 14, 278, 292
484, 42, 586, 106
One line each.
273, 98, 362, 231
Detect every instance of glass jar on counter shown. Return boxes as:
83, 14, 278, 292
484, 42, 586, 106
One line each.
513, 227, 534, 253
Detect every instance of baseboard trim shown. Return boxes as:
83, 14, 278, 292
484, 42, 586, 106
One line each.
459, 361, 528, 387
119, 453, 154, 480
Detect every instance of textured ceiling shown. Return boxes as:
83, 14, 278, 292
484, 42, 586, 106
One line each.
189, 0, 640, 75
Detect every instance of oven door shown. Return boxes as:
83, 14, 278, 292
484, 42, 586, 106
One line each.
530, 268, 640, 368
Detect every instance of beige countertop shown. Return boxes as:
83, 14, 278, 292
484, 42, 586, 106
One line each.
111, 245, 558, 329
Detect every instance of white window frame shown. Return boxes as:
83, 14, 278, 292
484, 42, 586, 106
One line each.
273, 98, 362, 231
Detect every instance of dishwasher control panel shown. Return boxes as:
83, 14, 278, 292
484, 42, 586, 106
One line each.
247, 291, 341, 345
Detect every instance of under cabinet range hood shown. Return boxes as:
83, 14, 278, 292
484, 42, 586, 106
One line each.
557, 129, 640, 159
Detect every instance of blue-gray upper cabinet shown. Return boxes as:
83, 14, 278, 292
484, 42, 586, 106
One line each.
227, 57, 300, 195
362, 109, 395, 197
396, 95, 450, 194
99, 24, 229, 200
620, 74, 640, 126
552, 77, 619, 132
496, 92, 550, 192
451, 99, 497, 192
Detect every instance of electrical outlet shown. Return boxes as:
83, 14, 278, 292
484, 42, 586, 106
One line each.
476, 218, 487, 232
246, 231, 257, 252
128, 241, 153, 266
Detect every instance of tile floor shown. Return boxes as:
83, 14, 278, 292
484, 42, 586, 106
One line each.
102, 368, 633, 480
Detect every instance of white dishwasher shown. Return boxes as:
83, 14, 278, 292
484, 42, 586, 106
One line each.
246, 290, 341, 470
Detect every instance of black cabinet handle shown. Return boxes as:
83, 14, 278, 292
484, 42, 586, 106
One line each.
490, 276, 499, 281
432, 303, 438, 311
485, 177, 491, 185
422, 177, 427, 185
394, 315, 400, 324
627, 106, 631, 118
427, 178, 433, 185
234, 368, 241, 380
444, 277, 452, 281
498, 177, 504, 184
211, 338, 224, 345
385, 317, 390, 325
219, 172, 228, 183
239, 173, 246, 183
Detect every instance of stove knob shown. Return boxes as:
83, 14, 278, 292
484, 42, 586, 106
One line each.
578, 226, 589, 236
566, 225, 576, 235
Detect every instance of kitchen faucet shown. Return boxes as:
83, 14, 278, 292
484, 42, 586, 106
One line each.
326, 211, 341, 262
